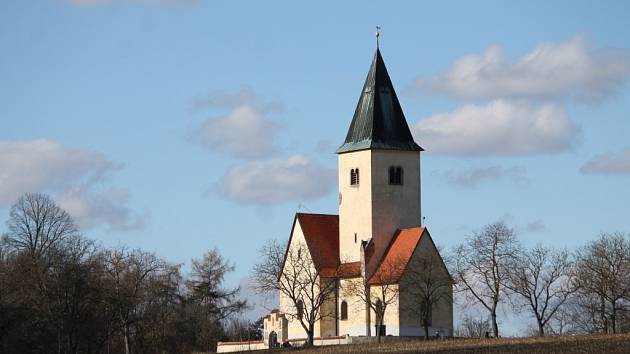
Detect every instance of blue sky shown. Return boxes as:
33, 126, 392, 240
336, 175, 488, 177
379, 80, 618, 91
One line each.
2, 0, 630, 330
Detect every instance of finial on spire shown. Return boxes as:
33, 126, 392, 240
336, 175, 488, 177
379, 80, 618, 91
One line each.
375, 26, 381, 49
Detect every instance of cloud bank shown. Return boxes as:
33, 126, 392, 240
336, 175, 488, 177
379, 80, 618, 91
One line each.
443, 164, 527, 189
192, 87, 282, 159
413, 100, 577, 156
218, 155, 336, 204
580, 148, 630, 174
0, 139, 146, 231
417, 37, 630, 101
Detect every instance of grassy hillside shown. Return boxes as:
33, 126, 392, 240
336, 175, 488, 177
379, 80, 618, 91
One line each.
259, 334, 630, 354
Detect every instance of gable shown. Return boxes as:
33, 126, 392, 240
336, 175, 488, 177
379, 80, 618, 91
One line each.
367, 227, 425, 285
367, 227, 451, 285
281, 213, 339, 278
400, 230, 452, 284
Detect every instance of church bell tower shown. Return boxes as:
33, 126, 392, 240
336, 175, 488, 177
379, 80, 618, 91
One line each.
337, 47, 423, 264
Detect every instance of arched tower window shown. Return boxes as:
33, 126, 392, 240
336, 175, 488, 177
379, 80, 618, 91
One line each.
389, 166, 403, 185
340, 301, 348, 320
297, 300, 304, 320
350, 168, 360, 186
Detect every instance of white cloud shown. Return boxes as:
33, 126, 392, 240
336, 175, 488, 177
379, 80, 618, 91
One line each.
0, 139, 117, 204
412, 100, 577, 155
194, 106, 279, 159
57, 188, 148, 232
417, 37, 630, 101
0, 139, 145, 231
443, 164, 527, 189
218, 155, 336, 204
580, 148, 630, 174
526, 220, 546, 233
192, 87, 282, 159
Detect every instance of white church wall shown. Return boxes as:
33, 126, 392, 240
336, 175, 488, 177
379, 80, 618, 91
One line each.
338, 149, 373, 263
369, 284, 401, 336
279, 220, 326, 340
338, 277, 369, 336
398, 233, 453, 337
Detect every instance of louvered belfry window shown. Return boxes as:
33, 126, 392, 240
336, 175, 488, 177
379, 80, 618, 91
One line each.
350, 168, 360, 186
389, 166, 403, 185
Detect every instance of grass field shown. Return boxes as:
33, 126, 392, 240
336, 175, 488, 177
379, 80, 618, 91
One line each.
256, 334, 630, 354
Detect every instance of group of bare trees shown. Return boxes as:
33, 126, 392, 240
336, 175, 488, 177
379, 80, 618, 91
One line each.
252, 220, 630, 345
452, 222, 630, 337
0, 193, 248, 354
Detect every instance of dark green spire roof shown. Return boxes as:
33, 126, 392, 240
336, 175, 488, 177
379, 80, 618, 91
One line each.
337, 49, 423, 154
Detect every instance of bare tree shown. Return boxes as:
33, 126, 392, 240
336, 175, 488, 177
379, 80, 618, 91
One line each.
451, 222, 520, 337
403, 246, 453, 339
4, 193, 79, 260
574, 232, 630, 334
343, 256, 405, 342
505, 244, 576, 336
252, 240, 337, 346
102, 246, 166, 354
456, 315, 491, 338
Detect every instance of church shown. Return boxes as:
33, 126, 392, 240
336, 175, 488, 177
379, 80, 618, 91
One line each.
255, 45, 454, 348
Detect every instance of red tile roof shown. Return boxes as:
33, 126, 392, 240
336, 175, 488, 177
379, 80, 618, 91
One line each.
368, 227, 426, 285
320, 261, 362, 278
338, 261, 361, 278
296, 213, 339, 271
284, 213, 430, 284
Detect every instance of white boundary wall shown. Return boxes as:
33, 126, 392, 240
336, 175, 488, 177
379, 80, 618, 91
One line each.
217, 335, 352, 353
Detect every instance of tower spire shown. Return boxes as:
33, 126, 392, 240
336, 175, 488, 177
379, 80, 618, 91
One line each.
336, 40, 423, 154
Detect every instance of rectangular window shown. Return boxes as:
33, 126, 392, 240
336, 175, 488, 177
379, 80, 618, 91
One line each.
389, 166, 403, 185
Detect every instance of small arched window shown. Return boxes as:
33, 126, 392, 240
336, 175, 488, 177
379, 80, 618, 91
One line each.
350, 168, 360, 186
340, 301, 348, 320
389, 166, 403, 185
297, 300, 304, 320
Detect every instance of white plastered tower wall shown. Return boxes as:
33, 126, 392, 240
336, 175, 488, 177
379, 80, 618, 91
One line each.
370, 150, 421, 265
338, 149, 421, 264
338, 149, 372, 262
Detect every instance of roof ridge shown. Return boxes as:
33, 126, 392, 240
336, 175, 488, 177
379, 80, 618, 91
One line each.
296, 212, 339, 217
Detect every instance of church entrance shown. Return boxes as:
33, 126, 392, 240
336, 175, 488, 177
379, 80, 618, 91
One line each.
268, 331, 278, 348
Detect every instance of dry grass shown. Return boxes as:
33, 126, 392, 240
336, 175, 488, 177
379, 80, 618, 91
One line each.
255, 333, 630, 354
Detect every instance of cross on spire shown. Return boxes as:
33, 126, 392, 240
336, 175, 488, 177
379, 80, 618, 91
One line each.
375, 26, 381, 48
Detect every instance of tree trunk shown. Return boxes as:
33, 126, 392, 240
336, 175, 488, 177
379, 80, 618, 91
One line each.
423, 320, 429, 340
124, 323, 131, 354
611, 301, 617, 334
537, 321, 545, 336
491, 310, 499, 338
601, 296, 608, 334
365, 284, 371, 337
307, 323, 314, 347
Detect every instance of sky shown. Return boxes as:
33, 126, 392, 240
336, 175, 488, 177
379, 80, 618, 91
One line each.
1, 0, 630, 332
